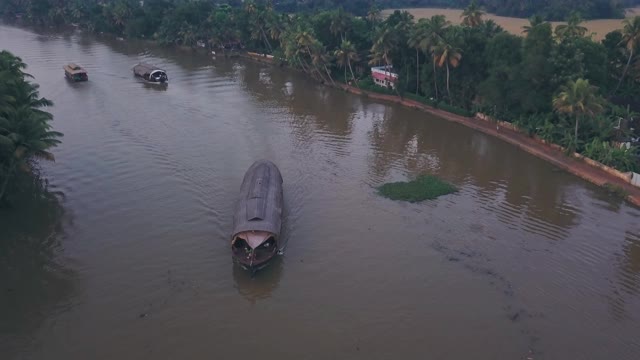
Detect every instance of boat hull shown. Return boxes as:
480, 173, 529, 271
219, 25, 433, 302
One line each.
231, 160, 283, 271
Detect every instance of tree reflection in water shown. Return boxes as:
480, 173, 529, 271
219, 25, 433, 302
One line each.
610, 231, 640, 321
0, 174, 74, 358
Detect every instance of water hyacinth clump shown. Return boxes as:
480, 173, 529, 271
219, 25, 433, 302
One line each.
378, 175, 458, 202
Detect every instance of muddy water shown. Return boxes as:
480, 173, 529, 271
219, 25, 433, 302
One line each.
0, 25, 639, 360
386, 7, 640, 41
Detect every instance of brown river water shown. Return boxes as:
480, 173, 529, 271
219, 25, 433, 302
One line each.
1, 24, 639, 359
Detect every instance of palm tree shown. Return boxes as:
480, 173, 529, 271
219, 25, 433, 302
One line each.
330, 8, 351, 42
522, 15, 544, 35
296, 31, 327, 82
613, 16, 640, 95
434, 42, 462, 103
369, 27, 396, 68
408, 21, 428, 95
555, 12, 588, 39
461, 0, 485, 28
367, 5, 382, 26
266, 13, 287, 42
553, 79, 605, 148
245, 1, 273, 53
334, 40, 360, 87
310, 41, 336, 86
0, 51, 62, 202
425, 15, 450, 99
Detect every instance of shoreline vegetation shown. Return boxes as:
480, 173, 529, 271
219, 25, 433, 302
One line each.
0, 51, 62, 205
2, 0, 640, 205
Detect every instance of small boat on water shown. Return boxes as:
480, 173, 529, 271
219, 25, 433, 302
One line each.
231, 160, 284, 272
132, 63, 168, 84
63, 63, 88, 82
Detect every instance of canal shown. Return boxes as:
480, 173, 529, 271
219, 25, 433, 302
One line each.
1, 24, 639, 359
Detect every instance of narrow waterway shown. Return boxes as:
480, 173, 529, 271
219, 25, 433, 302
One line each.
1, 24, 639, 360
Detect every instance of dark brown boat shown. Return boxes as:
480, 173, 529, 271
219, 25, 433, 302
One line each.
132, 63, 168, 84
231, 160, 283, 271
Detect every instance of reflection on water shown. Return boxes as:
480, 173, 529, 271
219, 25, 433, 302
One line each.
233, 257, 284, 305
0, 177, 74, 358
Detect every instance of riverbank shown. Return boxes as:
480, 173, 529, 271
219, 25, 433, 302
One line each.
338, 84, 640, 207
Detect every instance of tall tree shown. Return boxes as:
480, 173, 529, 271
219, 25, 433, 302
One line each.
434, 41, 462, 103
555, 12, 588, 40
553, 78, 605, 148
334, 40, 360, 87
329, 8, 351, 42
522, 15, 544, 35
408, 21, 427, 95
461, 0, 485, 28
613, 16, 640, 95
0, 51, 62, 202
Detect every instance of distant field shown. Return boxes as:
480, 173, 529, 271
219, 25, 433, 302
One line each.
383, 7, 640, 41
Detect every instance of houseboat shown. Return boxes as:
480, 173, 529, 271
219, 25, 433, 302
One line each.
132, 63, 168, 84
231, 160, 284, 272
371, 66, 398, 89
63, 63, 88, 82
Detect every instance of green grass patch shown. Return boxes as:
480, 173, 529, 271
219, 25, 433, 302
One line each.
378, 175, 458, 202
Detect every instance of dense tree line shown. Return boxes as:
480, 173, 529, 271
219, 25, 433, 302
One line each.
0, 51, 62, 204
262, 0, 640, 20
1, 0, 639, 172
3, 0, 640, 20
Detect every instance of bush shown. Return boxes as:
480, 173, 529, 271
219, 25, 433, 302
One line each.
378, 175, 458, 202
583, 139, 639, 172
437, 102, 473, 117
404, 93, 438, 107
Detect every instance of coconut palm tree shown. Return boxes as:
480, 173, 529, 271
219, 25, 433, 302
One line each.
310, 41, 336, 86
461, 0, 485, 28
296, 31, 327, 82
334, 40, 360, 87
434, 42, 462, 103
0, 51, 62, 202
330, 8, 351, 42
367, 5, 382, 26
245, 1, 273, 53
369, 27, 397, 68
425, 15, 450, 99
553, 78, 605, 148
408, 21, 428, 95
522, 15, 544, 35
613, 16, 640, 95
555, 12, 588, 39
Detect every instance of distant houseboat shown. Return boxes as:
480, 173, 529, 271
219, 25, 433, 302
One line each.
371, 66, 398, 89
63, 63, 88, 82
132, 63, 168, 84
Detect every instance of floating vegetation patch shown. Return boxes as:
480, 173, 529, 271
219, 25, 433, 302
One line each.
378, 175, 457, 202
603, 183, 628, 199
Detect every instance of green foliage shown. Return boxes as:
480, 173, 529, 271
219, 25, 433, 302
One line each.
0, 51, 62, 203
405, 93, 438, 107
584, 139, 639, 172
359, 77, 397, 95
378, 175, 458, 202
437, 102, 473, 117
